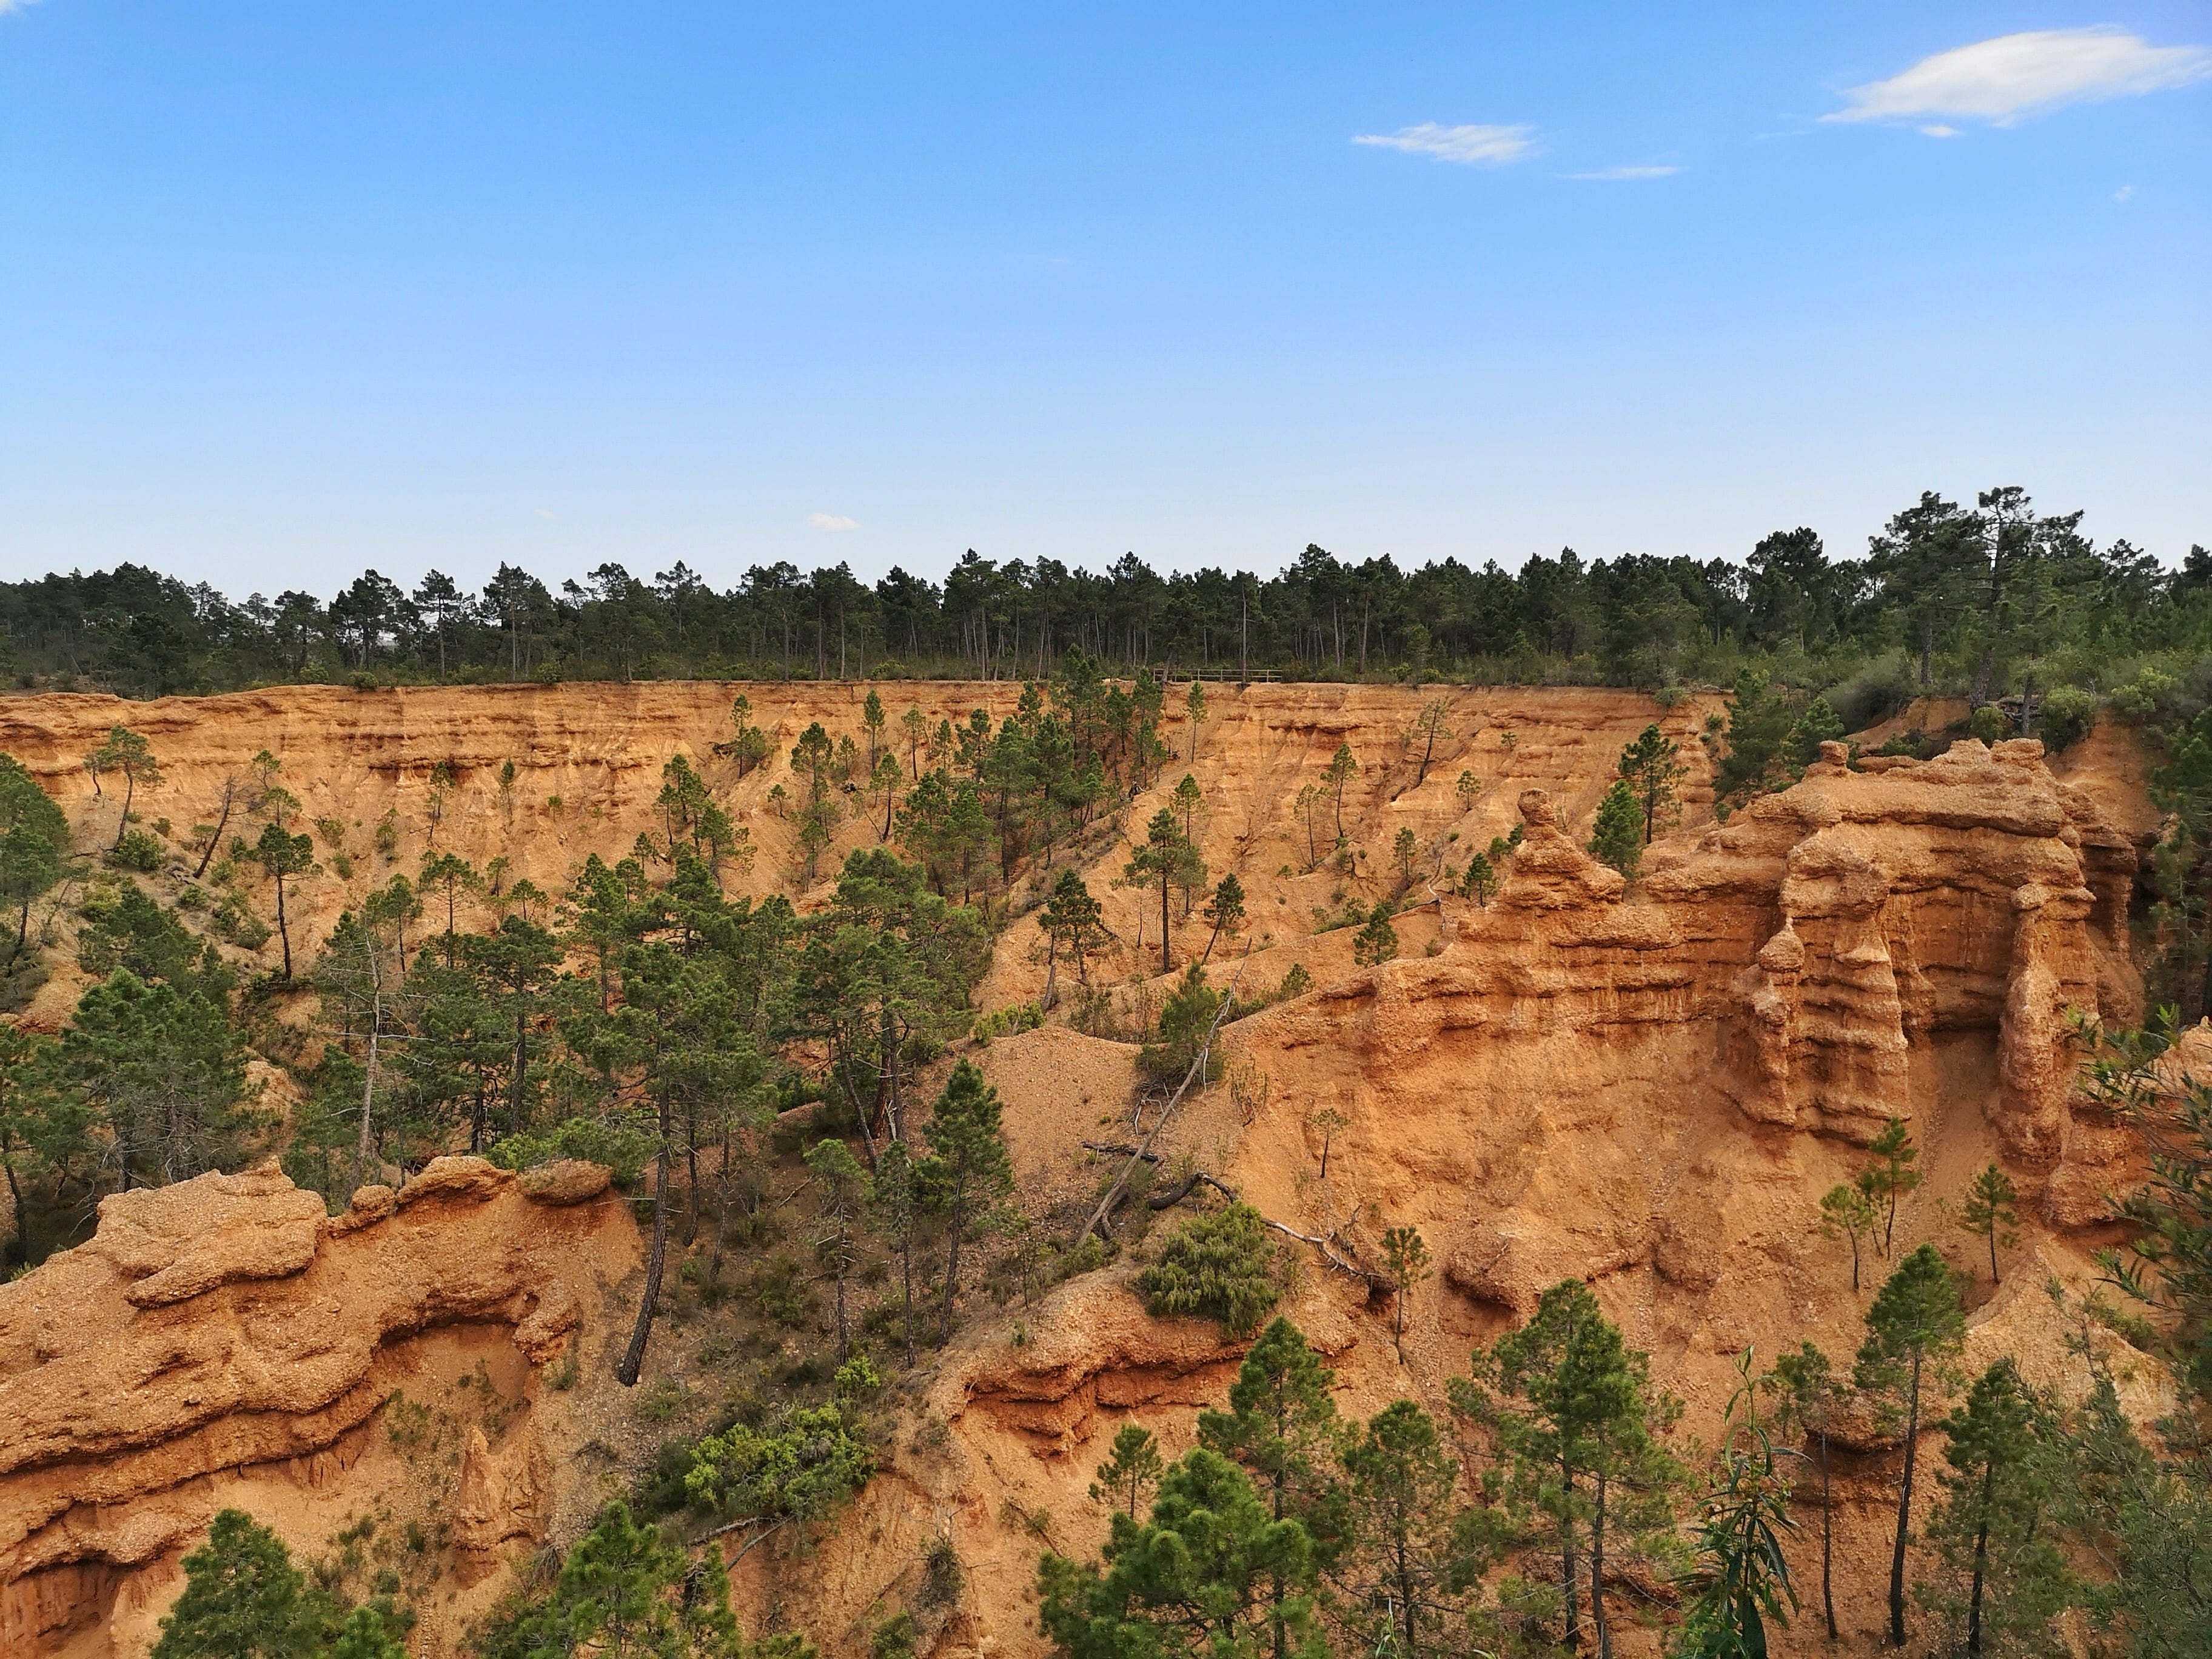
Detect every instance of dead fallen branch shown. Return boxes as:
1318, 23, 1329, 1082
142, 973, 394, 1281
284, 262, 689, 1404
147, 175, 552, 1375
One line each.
1147, 1170, 1239, 1211
1082, 1140, 1159, 1162
1077, 942, 1252, 1246
1264, 1218, 1387, 1289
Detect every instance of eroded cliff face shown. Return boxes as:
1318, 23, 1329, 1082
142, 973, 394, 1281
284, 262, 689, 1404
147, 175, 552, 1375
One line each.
752, 735, 2162, 1659
0, 681, 1726, 1028
0, 685, 2170, 1657
0, 1157, 637, 1657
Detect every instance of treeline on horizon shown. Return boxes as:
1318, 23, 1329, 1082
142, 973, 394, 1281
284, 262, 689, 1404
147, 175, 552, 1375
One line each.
5, 484, 2208, 718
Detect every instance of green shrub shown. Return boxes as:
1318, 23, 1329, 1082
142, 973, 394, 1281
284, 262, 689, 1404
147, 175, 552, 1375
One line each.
1135, 1202, 1281, 1335
2039, 685, 2096, 752
1139, 964, 1224, 1084
106, 829, 164, 872
684, 1400, 874, 1521
486, 1113, 655, 1185
973, 1001, 1043, 1041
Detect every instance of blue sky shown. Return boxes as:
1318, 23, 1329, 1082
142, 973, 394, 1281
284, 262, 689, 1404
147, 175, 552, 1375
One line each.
1, 1, 2206, 596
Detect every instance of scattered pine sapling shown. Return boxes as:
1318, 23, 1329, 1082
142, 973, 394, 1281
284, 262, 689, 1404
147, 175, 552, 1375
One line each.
1959, 1163, 2020, 1285
1461, 851, 1498, 907
1201, 873, 1247, 964
1865, 1116, 1923, 1258
1381, 1224, 1432, 1362
1089, 1421, 1165, 1518
1820, 1179, 1881, 1292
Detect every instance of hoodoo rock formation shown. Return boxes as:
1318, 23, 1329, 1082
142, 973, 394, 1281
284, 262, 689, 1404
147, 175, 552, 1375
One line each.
0, 1158, 636, 1656
1227, 739, 2141, 1336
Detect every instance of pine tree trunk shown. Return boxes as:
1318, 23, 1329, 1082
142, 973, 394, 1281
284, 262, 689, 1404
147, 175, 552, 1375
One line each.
355, 1022, 378, 1192
1590, 1469, 1611, 1659
940, 1175, 965, 1342
1890, 1351, 1923, 1647
1820, 1430, 1837, 1639
1967, 1468, 1992, 1654
194, 783, 234, 879
275, 871, 292, 980
1561, 1463, 1581, 1649
617, 1100, 673, 1386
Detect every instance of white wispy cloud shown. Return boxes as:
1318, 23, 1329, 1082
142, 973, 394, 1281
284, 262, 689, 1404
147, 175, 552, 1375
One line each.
533, 508, 557, 520
805, 512, 859, 532
1352, 122, 1537, 166
2116, 184, 2136, 201
1567, 164, 1681, 181
0, 1, 43, 15
1825, 27, 2212, 128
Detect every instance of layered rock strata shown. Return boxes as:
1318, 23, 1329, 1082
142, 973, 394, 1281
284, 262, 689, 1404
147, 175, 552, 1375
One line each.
0, 1157, 633, 1653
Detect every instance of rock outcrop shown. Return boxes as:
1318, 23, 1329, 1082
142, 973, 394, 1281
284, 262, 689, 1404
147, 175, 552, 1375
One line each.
0, 1157, 636, 1655
1225, 737, 2141, 1399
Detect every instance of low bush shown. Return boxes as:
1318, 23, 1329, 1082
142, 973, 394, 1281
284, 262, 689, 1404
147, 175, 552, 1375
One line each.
1135, 1202, 1281, 1336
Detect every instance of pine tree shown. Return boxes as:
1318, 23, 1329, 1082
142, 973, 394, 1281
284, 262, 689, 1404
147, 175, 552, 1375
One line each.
1819, 1179, 1880, 1292
327, 1607, 407, 1659
1455, 769, 1480, 816
84, 724, 163, 851
899, 705, 928, 778
1381, 1225, 1432, 1362
1857, 1243, 1968, 1648
1352, 908, 1398, 967
1326, 743, 1359, 842
1199, 1316, 1347, 1541
1338, 1400, 1472, 1659
1041, 867, 1109, 992
1138, 1202, 1280, 1335
1201, 873, 1247, 963
1038, 1449, 1321, 1659
1616, 723, 1687, 843
869, 1140, 923, 1369
1090, 1422, 1167, 1518
1959, 1164, 2020, 1285
475, 1499, 741, 1658
1171, 773, 1205, 842
804, 1137, 871, 1355
241, 821, 318, 980
1197, 1317, 1346, 1659
1185, 680, 1208, 762
1919, 1358, 2069, 1657
1587, 780, 1644, 877
153, 1509, 328, 1658
0, 751, 68, 974
862, 687, 887, 765
1453, 1278, 1683, 1657
1119, 808, 1201, 975
869, 750, 903, 842
1392, 826, 1419, 887
1865, 1116, 1923, 1258
1764, 1341, 1846, 1640
1405, 700, 1452, 786
925, 1060, 1014, 1344
1461, 851, 1498, 907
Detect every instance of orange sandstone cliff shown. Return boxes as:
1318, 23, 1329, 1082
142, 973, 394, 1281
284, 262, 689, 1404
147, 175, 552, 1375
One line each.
0, 685, 2172, 1656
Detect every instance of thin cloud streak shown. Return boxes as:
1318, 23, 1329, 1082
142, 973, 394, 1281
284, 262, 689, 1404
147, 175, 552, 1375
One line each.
805, 512, 860, 531
1352, 122, 1536, 166
1825, 27, 2212, 127
1567, 164, 1682, 180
